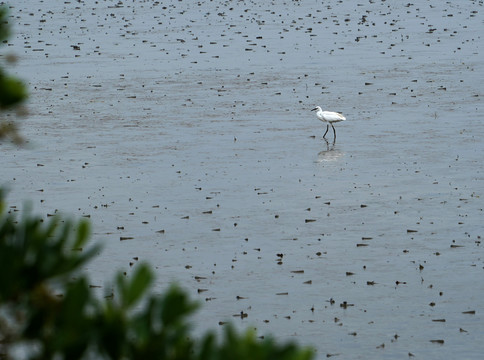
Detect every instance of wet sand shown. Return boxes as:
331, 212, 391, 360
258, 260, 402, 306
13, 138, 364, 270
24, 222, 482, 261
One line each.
3, 1, 483, 358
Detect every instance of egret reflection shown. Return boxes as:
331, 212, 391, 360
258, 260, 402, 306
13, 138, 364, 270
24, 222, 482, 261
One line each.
317, 138, 344, 163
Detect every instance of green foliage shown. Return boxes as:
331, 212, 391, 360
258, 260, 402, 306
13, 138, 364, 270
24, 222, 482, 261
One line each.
0, 7, 10, 43
0, 5, 27, 143
0, 69, 26, 109
0, 213, 98, 302
198, 326, 314, 360
0, 198, 101, 359
0, 194, 314, 360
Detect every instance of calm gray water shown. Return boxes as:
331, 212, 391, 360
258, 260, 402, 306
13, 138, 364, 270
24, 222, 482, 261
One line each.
3, 1, 483, 358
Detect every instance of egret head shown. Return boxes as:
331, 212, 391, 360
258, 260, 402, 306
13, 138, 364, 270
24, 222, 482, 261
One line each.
311, 106, 321, 112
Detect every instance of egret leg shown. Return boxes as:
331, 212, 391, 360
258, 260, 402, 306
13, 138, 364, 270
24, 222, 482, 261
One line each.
323, 124, 329, 138
331, 124, 336, 140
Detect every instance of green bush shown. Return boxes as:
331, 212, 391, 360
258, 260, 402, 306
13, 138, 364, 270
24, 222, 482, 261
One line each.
0, 5, 27, 144
0, 194, 314, 360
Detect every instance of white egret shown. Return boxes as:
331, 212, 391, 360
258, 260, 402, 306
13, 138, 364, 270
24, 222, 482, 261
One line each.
311, 106, 346, 140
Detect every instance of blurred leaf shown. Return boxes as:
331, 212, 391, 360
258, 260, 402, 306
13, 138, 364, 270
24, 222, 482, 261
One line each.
54, 277, 93, 359
0, 6, 10, 42
0, 5, 28, 145
0, 72, 27, 108
96, 301, 127, 359
74, 219, 90, 249
123, 263, 153, 309
161, 285, 198, 327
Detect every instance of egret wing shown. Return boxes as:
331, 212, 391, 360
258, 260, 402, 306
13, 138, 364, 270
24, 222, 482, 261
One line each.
322, 111, 345, 122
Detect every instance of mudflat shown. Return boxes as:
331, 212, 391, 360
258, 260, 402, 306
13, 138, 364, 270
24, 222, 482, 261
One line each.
3, 1, 483, 359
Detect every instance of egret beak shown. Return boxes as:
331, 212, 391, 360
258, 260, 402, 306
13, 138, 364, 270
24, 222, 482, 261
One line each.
311, 108, 318, 111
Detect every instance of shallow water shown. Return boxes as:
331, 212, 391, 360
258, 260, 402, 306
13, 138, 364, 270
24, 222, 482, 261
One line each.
2, 1, 483, 358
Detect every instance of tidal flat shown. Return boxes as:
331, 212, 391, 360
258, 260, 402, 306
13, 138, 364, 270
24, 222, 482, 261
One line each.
3, 1, 483, 358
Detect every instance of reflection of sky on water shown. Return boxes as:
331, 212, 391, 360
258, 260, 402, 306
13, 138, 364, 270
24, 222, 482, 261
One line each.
316, 139, 344, 163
